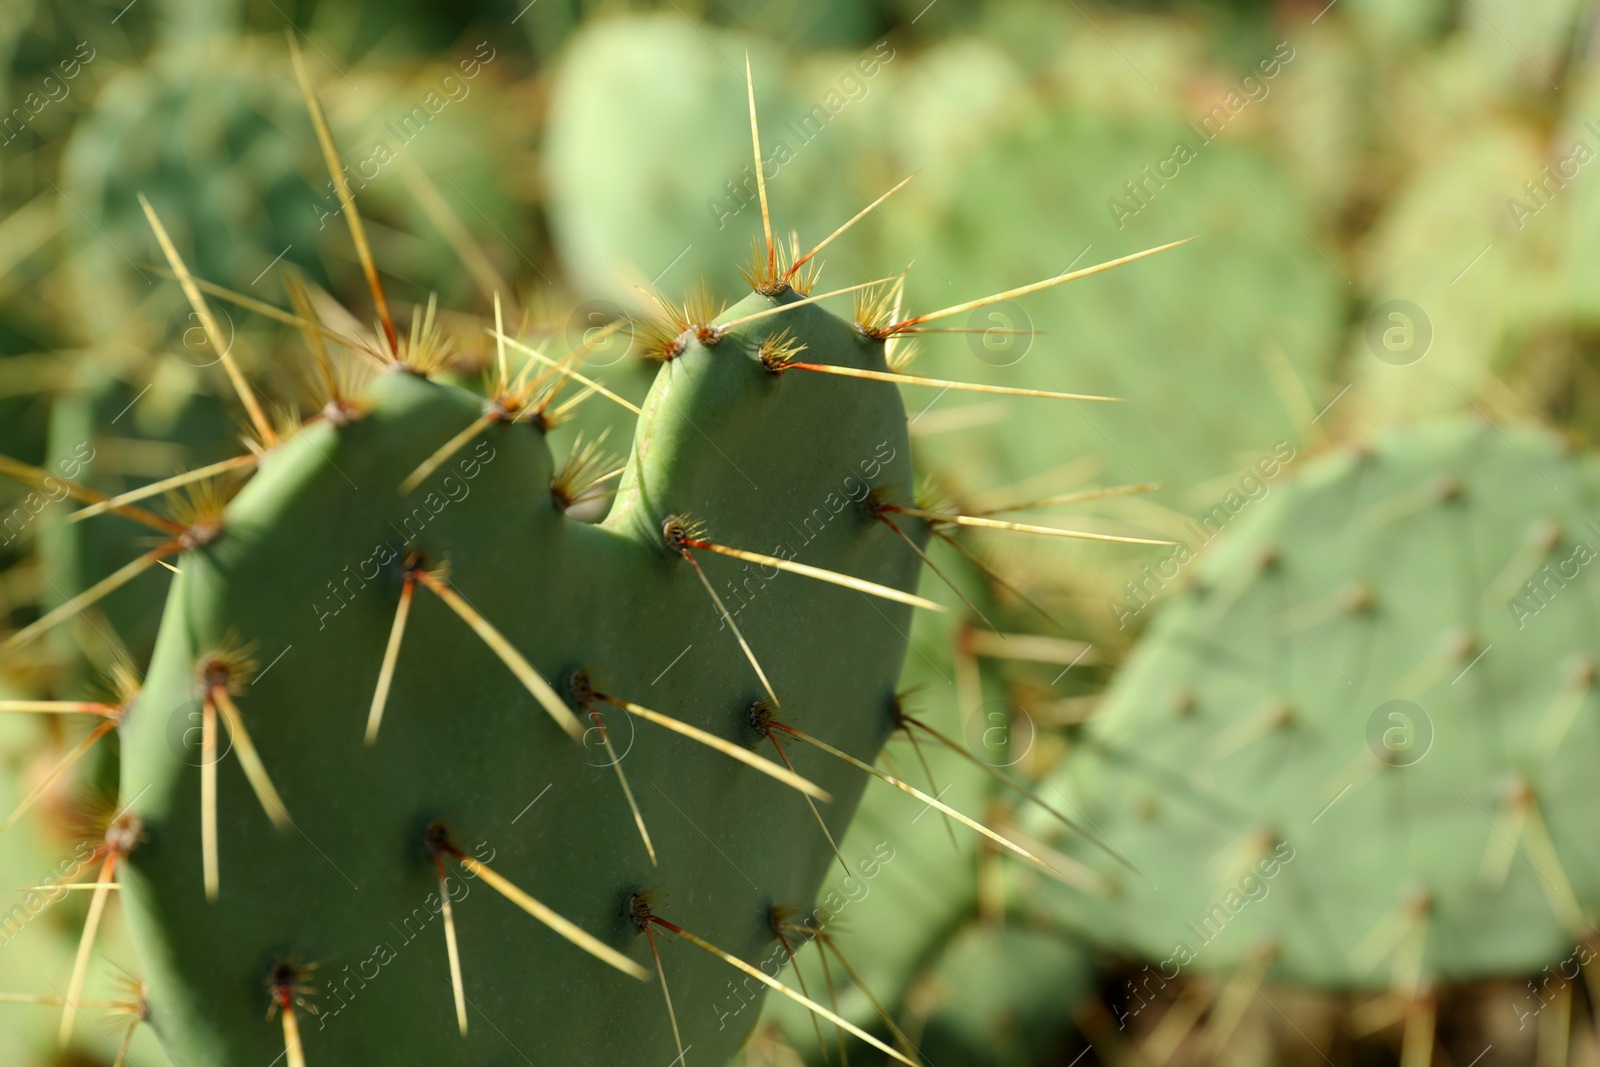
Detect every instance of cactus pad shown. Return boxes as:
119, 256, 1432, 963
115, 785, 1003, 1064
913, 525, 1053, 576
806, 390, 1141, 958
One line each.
116, 288, 928, 1064
1041, 418, 1600, 989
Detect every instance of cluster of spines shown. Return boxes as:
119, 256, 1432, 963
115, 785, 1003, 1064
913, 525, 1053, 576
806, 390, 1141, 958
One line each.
0, 36, 1190, 1066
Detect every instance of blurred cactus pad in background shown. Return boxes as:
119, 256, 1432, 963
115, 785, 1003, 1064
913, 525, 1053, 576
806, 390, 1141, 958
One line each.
4, 1, 1600, 1066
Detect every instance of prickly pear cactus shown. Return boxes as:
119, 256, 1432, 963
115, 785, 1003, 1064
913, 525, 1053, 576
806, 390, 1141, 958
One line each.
1038, 418, 1600, 988
117, 285, 927, 1064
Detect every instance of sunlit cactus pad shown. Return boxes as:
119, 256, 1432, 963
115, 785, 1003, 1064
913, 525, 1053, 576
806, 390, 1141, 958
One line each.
117, 289, 925, 1064
1040, 418, 1600, 988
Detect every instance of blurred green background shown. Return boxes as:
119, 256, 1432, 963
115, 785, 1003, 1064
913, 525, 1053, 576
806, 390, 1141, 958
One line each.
3, 0, 1600, 1064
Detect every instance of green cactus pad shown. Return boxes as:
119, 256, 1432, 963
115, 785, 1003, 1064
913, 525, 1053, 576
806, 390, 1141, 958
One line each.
1039, 418, 1600, 989
118, 286, 928, 1065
